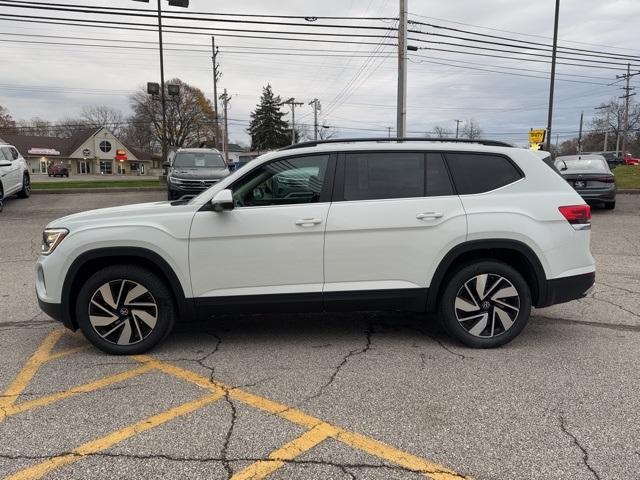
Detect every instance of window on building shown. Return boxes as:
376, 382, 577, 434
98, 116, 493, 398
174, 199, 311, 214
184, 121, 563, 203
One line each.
99, 141, 112, 153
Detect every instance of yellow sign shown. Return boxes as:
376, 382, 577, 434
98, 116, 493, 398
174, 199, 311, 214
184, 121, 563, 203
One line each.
529, 129, 546, 144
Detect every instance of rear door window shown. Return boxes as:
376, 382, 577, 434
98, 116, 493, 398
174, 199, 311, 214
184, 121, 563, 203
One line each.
446, 153, 522, 194
343, 152, 425, 201
426, 153, 454, 196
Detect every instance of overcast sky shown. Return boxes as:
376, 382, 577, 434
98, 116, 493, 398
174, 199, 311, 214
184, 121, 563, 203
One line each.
1, 0, 639, 146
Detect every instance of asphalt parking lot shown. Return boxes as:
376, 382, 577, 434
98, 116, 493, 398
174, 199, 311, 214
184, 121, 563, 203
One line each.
1, 192, 639, 480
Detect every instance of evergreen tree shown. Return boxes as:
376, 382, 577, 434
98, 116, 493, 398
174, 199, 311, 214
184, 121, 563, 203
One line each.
248, 85, 290, 151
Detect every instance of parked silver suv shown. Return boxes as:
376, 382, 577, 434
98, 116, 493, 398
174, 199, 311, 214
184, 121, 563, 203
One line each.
166, 148, 230, 200
0, 144, 31, 212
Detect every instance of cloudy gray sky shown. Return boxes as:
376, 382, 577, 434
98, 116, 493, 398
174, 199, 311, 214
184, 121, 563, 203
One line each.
1, 0, 639, 146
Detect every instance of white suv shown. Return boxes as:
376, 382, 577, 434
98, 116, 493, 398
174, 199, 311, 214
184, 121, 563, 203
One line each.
35, 139, 595, 354
0, 144, 31, 212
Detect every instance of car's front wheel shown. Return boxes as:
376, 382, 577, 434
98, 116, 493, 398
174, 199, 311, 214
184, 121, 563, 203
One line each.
75, 265, 176, 355
439, 260, 532, 348
17, 174, 31, 198
604, 201, 615, 210
0, 186, 4, 212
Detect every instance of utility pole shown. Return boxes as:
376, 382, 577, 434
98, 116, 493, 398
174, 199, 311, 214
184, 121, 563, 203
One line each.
309, 99, 321, 141
211, 36, 221, 150
454, 120, 462, 139
281, 98, 304, 145
617, 63, 639, 158
595, 105, 611, 152
219, 89, 230, 165
397, 0, 408, 138
545, 0, 560, 153
577, 111, 584, 154
156, 0, 168, 166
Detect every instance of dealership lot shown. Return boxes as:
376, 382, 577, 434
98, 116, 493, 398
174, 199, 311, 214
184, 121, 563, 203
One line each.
1, 192, 639, 479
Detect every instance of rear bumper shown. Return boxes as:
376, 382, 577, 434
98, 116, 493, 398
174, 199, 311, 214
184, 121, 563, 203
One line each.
537, 271, 595, 308
575, 188, 616, 202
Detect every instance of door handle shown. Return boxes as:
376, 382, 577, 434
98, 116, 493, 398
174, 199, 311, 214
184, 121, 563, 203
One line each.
295, 218, 322, 227
416, 212, 443, 220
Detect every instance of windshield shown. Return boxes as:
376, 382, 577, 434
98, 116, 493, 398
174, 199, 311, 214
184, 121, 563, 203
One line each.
556, 158, 608, 172
173, 151, 226, 169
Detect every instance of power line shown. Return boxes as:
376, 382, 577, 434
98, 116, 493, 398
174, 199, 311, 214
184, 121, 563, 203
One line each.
0, 2, 397, 32
0, 0, 396, 20
408, 20, 640, 62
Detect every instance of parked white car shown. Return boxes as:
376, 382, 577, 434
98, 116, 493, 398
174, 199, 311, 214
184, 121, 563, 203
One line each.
0, 144, 31, 212
35, 139, 595, 354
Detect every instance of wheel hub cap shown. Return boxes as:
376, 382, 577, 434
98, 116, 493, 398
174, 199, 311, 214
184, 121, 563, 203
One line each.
88, 279, 158, 346
454, 273, 520, 338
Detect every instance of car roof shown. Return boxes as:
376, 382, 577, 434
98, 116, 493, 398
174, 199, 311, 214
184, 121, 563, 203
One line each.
175, 148, 222, 153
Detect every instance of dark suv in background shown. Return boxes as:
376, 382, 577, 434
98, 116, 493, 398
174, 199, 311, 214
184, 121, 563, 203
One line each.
166, 148, 231, 200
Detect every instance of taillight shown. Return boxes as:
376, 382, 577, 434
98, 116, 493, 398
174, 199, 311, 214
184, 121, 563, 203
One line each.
559, 204, 591, 229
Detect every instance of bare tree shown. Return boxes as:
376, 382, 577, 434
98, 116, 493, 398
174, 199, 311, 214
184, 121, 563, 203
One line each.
16, 117, 52, 136
0, 105, 16, 133
432, 125, 451, 138
461, 119, 483, 140
80, 106, 125, 136
56, 117, 89, 138
129, 78, 217, 150
591, 98, 639, 147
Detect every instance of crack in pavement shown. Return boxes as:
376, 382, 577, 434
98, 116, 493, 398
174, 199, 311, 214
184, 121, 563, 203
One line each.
586, 294, 640, 319
220, 391, 238, 479
0, 317, 55, 331
302, 321, 374, 405
559, 414, 601, 480
533, 315, 640, 333
0, 451, 459, 477
598, 282, 640, 296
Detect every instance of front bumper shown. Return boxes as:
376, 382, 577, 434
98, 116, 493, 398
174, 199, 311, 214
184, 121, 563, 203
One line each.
37, 296, 76, 330
538, 271, 595, 307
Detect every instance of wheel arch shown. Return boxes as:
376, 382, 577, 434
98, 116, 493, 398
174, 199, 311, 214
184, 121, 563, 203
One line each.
61, 247, 194, 330
426, 239, 547, 312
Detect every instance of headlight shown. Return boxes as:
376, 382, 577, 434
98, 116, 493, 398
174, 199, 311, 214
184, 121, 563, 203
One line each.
41, 228, 69, 256
168, 175, 182, 185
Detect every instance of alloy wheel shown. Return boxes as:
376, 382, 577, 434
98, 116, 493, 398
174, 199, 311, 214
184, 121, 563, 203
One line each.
24, 176, 31, 195
454, 273, 520, 338
88, 279, 158, 346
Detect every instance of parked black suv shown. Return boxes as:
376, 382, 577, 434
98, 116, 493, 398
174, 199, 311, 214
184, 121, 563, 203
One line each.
166, 148, 231, 200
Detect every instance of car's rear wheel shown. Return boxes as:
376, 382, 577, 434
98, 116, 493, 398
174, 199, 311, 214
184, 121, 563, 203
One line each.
0, 186, 4, 212
17, 174, 31, 198
75, 265, 176, 355
439, 260, 531, 348
604, 201, 615, 210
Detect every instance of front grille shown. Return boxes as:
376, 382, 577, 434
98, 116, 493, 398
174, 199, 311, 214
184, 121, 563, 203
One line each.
171, 178, 219, 191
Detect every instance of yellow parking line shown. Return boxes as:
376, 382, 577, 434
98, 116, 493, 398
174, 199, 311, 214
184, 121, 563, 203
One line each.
0, 364, 155, 422
230, 424, 337, 480
46, 345, 90, 361
0, 330, 65, 408
6, 392, 224, 480
135, 356, 469, 480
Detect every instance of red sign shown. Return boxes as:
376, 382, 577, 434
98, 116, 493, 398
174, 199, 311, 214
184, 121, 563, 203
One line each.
115, 149, 127, 161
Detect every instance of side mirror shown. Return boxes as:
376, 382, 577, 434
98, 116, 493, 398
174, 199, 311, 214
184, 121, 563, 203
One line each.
0, 161, 11, 168
210, 189, 234, 212
163, 162, 171, 168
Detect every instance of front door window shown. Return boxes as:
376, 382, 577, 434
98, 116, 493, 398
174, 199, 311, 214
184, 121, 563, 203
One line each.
100, 161, 112, 175
231, 155, 330, 208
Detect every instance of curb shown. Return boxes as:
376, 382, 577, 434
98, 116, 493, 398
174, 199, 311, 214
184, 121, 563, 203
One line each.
31, 187, 165, 194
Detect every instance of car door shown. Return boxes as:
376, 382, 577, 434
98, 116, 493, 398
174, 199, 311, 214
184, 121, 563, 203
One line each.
0, 147, 19, 195
323, 151, 467, 311
189, 153, 335, 313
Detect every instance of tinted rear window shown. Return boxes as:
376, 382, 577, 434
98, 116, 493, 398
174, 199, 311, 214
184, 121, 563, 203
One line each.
426, 153, 454, 196
344, 152, 425, 201
446, 153, 522, 194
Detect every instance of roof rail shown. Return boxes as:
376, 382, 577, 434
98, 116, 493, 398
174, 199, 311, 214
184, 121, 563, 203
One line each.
279, 137, 513, 151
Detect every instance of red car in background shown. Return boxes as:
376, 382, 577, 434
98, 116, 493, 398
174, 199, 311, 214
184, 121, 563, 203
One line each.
47, 164, 69, 177
624, 154, 640, 166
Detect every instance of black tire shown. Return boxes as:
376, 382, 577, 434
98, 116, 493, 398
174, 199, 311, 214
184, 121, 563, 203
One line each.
439, 260, 532, 348
604, 201, 615, 210
0, 186, 3, 213
75, 265, 176, 355
17, 174, 31, 198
